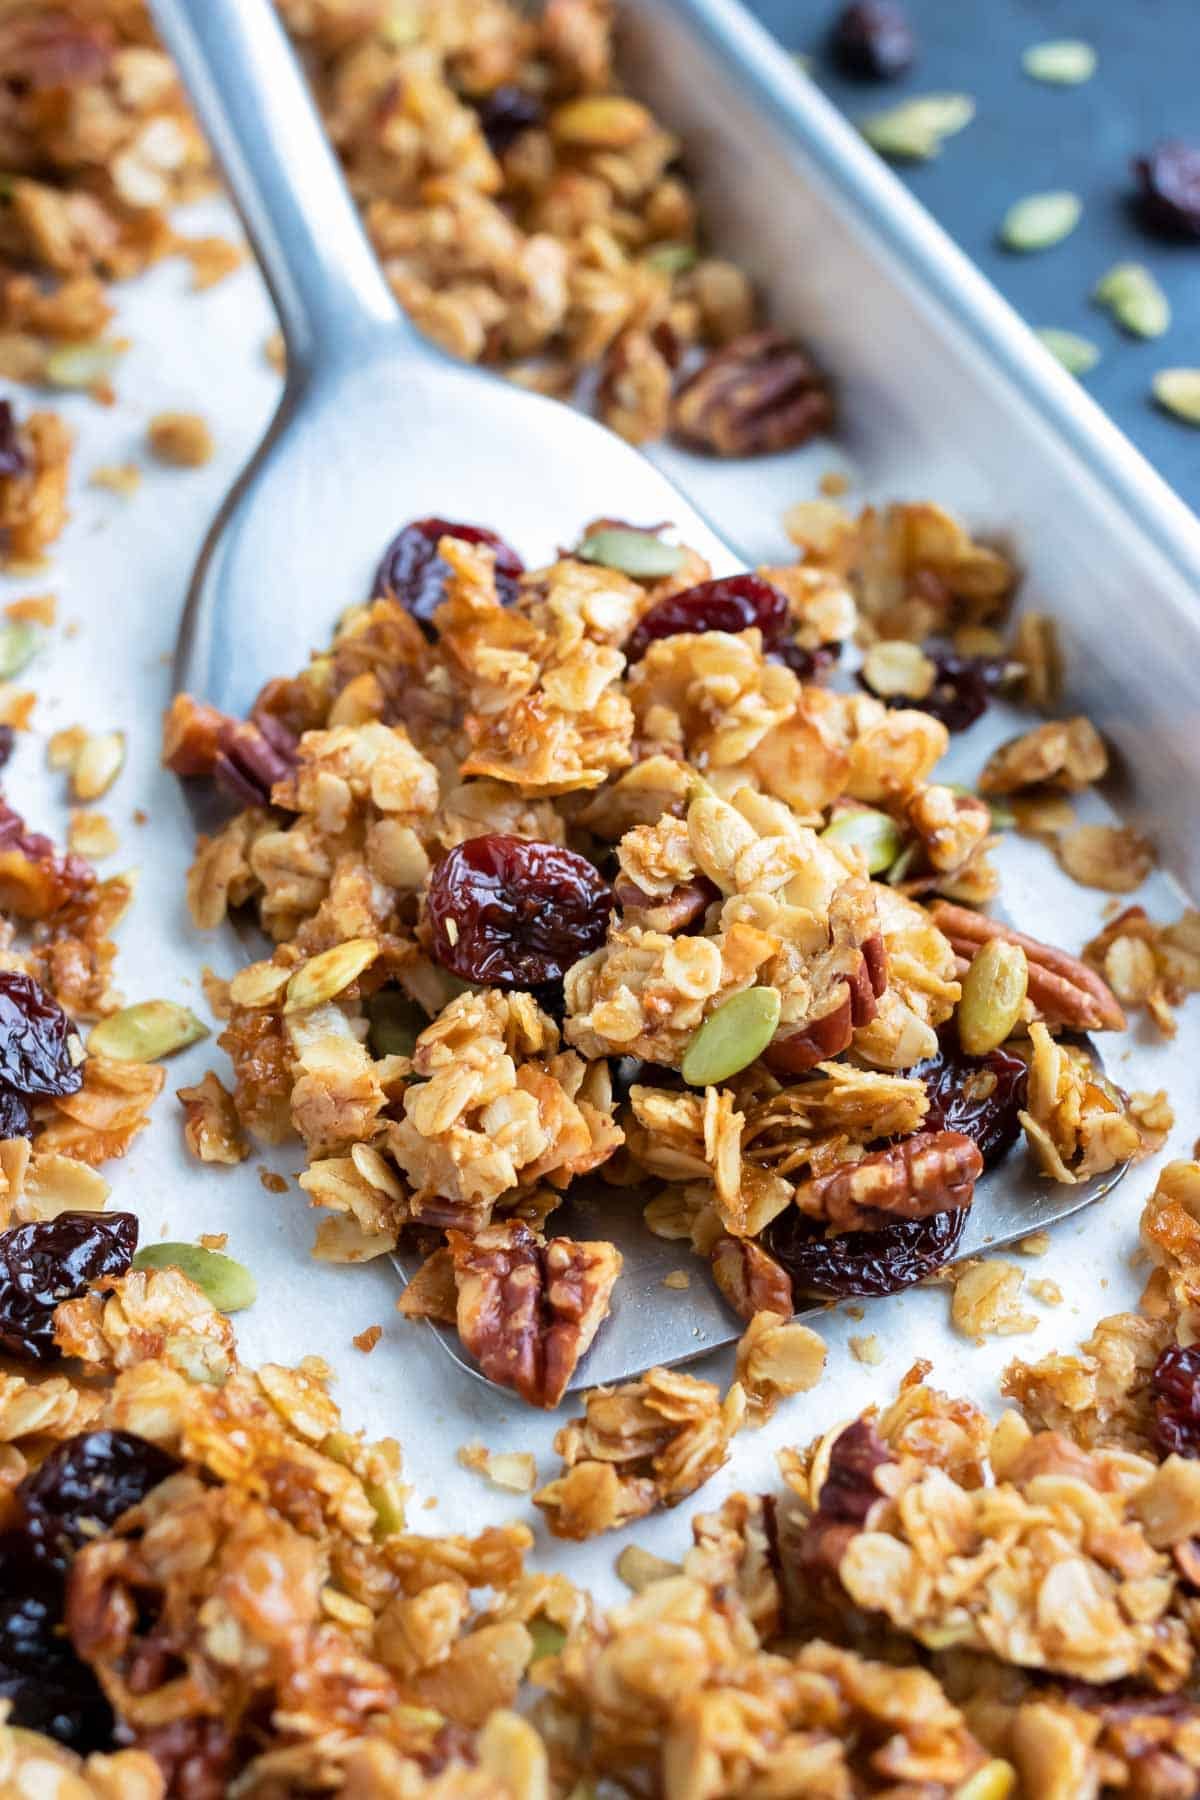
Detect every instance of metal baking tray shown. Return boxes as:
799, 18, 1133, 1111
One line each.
395, 0, 1200, 1396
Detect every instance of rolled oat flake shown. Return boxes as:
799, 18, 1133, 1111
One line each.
132, 1241, 257, 1312
681, 985, 782, 1086
1000, 191, 1082, 252
1153, 369, 1200, 426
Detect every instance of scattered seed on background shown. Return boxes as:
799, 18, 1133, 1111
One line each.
1000, 190, 1082, 252
1153, 369, 1200, 427
1021, 40, 1097, 86
860, 93, 974, 161
1094, 263, 1171, 339
1035, 329, 1101, 376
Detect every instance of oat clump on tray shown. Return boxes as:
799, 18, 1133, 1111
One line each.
161, 494, 1168, 1416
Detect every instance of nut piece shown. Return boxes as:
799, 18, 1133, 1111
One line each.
448, 1221, 622, 1409
958, 939, 1028, 1054
930, 901, 1126, 1032
979, 717, 1107, 794
710, 1233, 794, 1321
793, 1129, 983, 1231
670, 329, 833, 457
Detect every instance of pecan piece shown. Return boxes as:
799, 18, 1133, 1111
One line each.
930, 901, 1126, 1031
614, 872, 719, 933
670, 329, 833, 457
711, 1233, 794, 1322
766, 880, 887, 1074
796, 1417, 894, 1577
793, 1129, 983, 1231
765, 991, 852, 1077
447, 1222, 621, 1408
162, 693, 298, 808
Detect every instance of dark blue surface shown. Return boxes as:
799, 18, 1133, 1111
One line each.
745, 0, 1200, 507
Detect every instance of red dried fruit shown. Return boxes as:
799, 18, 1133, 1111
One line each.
1152, 1344, 1200, 1460
0, 797, 94, 919
0, 10, 112, 92
912, 1028, 1028, 1170
626, 573, 790, 662
373, 517, 525, 633
830, 1, 916, 80
761, 1203, 968, 1299
0, 968, 83, 1100
0, 400, 27, 480
773, 640, 841, 682
17, 1431, 180, 1577
475, 84, 544, 156
0, 1087, 31, 1138
859, 645, 1004, 733
0, 1211, 138, 1362
1134, 142, 1200, 240
0, 725, 15, 769
0, 1533, 113, 1753
427, 834, 612, 989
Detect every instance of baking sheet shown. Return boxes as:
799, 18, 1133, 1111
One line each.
6, 111, 1199, 1601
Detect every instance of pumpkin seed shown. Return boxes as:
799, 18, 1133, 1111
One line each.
576, 527, 685, 578
957, 940, 1028, 1056
44, 339, 124, 390
551, 95, 651, 150
860, 93, 974, 161
954, 1762, 1017, 1800
228, 959, 291, 1010
0, 620, 40, 680
1094, 262, 1170, 338
527, 1615, 567, 1662
366, 1474, 408, 1537
821, 809, 904, 876
285, 937, 379, 1012
1153, 368, 1200, 426
1000, 191, 1081, 252
1035, 328, 1100, 375
366, 990, 427, 1058
1021, 39, 1096, 85
681, 986, 781, 1087
132, 1242, 256, 1312
88, 999, 208, 1061
644, 242, 699, 276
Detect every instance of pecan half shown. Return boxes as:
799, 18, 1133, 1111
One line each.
793, 1129, 983, 1231
447, 1222, 622, 1408
163, 694, 298, 808
930, 901, 1126, 1032
711, 1233, 794, 1322
796, 1417, 894, 1578
614, 873, 719, 933
670, 329, 833, 458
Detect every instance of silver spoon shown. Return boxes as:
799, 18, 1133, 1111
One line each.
154, 0, 1126, 1397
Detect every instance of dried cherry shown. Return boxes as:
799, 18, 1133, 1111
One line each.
0, 1533, 113, 1753
0, 724, 15, 769
830, 1, 915, 80
1152, 1344, 1200, 1459
912, 1029, 1028, 1170
373, 517, 525, 632
17, 1430, 180, 1575
475, 84, 544, 156
1134, 142, 1200, 239
0, 400, 26, 480
626, 574, 790, 662
858, 645, 1005, 733
0, 1210, 138, 1362
0, 1085, 30, 1137
427, 834, 611, 989
761, 1203, 967, 1299
773, 640, 841, 682
0, 968, 83, 1100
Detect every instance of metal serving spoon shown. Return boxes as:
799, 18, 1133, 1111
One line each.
155, 0, 1126, 1397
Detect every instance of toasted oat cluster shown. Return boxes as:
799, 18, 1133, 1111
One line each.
163, 499, 1168, 1410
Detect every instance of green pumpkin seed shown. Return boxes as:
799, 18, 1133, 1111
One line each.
527, 1615, 567, 1662
1000, 191, 1081, 252
44, 339, 124, 390
821, 809, 903, 876
860, 93, 975, 161
1095, 263, 1170, 338
1153, 368, 1200, 426
366, 1475, 408, 1537
0, 620, 41, 680
681, 986, 781, 1087
1035, 328, 1100, 376
132, 1242, 256, 1312
366, 990, 427, 1059
1021, 39, 1096, 85
88, 1000, 208, 1062
946, 783, 1014, 831
644, 242, 699, 276
958, 940, 1028, 1056
576, 528, 685, 579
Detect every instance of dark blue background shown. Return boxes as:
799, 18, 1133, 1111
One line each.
745, 0, 1200, 507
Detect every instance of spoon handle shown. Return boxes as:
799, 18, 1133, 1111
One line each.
150, 0, 411, 372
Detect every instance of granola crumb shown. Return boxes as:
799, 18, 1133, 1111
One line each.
147, 410, 215, 468
5, 592, 55, 624
353, 1324, 383, 1355
845, 1303, 866, 1320
1017, 1230, 1051, 1256
1028, 1278, 1064, 1305
0, 689, 35, 730
819, 469, 850, 496
662, 1269, 690, 1290
179, 233, 245, 290
90, 462, 142, 497
951, 1258, 1039, 1338
849, 1333, 884, 1365
265, 330, 286, 373
457, 1441, 537, 1494
67, 808, 117, 858
259, 1168, 289, 1194
199, 1233, 228, 1251
132, 807, 149, 825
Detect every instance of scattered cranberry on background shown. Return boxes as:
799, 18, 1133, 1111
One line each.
830, 1, 916, 81
1134, 142, 1200, 239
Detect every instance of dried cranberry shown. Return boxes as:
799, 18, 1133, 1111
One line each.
0, 1211, 137, 1362
0, 1534, 113, 1752
626, 574, 790, 663
912, 1030, 1028, 1170
1134, 142, 1200, 239
761, 1204, 967, 1299
773, 640, 841, 682
17, 1431, 180, 1575
0, 724, 15, 769
830, 1, 915, 79
0, 1086, 31, 1137
1152, 1344, 1200, 1459
858, 645, 1004, 734
474, 84, 544, 156
373, 517, 525, 633
0, 400, 26, 480
427, 834, 611, 989
0, 969, 83, 1100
